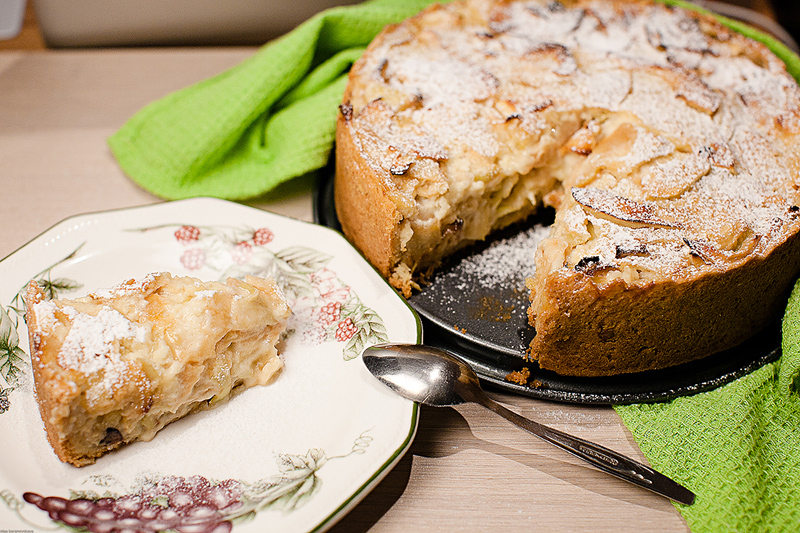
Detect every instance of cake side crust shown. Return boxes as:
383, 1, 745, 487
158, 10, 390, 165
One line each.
335, 109, 410, 292
528, 221, 800, 376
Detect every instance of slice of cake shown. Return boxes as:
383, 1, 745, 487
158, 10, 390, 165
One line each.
335, 0, 800, 375
25, 273, 291, 466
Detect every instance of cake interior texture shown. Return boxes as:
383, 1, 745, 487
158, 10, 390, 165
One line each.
335, 0, 800, 375
25, 273, 290, 466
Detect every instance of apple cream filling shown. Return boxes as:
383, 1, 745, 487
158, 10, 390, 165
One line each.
26, 273, 290, 466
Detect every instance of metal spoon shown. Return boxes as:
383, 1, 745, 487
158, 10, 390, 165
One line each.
362, 343, 695, 505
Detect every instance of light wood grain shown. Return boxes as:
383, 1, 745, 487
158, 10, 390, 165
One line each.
0, 49, 314, 260
0, 48, 690, 532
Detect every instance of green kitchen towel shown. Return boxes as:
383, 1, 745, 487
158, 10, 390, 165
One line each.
615, 280, 800, 532
108, 0, 442, 200
108, 0, 800, 201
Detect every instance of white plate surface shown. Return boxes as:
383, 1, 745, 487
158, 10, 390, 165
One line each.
0, 198, 420, 533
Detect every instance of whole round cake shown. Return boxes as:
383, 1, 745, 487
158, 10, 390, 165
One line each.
334, 0, 800, 376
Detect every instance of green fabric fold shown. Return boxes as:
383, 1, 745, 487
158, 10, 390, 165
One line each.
108, 0, 441, 200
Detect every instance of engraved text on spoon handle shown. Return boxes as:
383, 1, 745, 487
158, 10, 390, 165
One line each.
476, 394, 694, 505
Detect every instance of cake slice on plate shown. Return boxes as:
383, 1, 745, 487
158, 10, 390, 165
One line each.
25, 272, 291, 466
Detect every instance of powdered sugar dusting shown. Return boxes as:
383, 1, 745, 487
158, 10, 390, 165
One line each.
439, 224, 551, 291
31, 300, 58, 332
353, 0, 800, 185
614, 127, 674, 176
411, 104, 500, 158
462, 224, 550, 288
194, 290, 218, 299
385, 53, 497, 108
91, 272, 159, 299
348, 0, 800, 282
54, 304, 147, 392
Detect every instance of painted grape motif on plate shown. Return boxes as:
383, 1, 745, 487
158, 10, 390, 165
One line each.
17, 438, 372, 533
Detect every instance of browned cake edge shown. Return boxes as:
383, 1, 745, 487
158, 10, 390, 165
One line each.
335, 107, 410, 294
25, 281, 111, 466
528, 227, 800, 376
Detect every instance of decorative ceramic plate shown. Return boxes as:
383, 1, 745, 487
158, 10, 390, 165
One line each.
0, 198, 420, 533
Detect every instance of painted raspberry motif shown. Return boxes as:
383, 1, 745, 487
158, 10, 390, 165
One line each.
317, 301, 342, 326
335, 318, 357, 342
230, 242, 253, 265
144, 222, 389, 359
311, 269, 350, 303
180, 248, 206, 270
252, 228, 274, 246
174, 225, 201, 243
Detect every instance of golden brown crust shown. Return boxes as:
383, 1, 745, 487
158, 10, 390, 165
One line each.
335, 108, 405, 284
26, 282, 75, 464
529, 228, 800, 375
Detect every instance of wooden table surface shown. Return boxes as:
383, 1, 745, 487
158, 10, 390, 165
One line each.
0, 45, 691, 533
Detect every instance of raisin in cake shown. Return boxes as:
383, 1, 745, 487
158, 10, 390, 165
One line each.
25, 273, 291, 466
335, 0, 800, 376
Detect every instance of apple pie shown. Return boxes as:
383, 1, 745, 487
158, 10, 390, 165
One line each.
25, 273, 291, 466
335, 0, 800, 375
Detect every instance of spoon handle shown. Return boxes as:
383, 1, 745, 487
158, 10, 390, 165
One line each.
476, 395, 695, 505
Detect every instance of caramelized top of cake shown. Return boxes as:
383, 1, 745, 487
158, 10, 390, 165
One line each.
341, 0, 800, 287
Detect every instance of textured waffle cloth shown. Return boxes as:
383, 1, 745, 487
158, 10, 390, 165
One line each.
615, 279, 800, 531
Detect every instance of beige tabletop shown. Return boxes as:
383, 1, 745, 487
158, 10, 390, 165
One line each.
0, 46, 691, 533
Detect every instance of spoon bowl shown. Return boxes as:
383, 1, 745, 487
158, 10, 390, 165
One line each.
363, 344, 480, 406
363, 343, 695, 506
